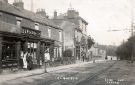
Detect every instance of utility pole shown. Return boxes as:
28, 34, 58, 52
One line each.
108, 0, 135, 62
131, 0, 134, 63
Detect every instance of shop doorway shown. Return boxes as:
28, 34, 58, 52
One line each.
2, 41, 17, 68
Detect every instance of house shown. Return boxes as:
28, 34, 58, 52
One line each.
0, 0, 63, 69
52, 8, 93, 62
89, 44, 107, 60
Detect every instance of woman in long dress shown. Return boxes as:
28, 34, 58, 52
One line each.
23, 52, 28, 70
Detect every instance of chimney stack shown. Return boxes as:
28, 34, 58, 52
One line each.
54, 10, 57, 19
36, 9, 49, 18
13, 0, 24, 9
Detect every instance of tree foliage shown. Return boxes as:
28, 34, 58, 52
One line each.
87, 37, 94, 49
106, 46, 117, 56
116, 35, 135, 60
81, 36, 87, 46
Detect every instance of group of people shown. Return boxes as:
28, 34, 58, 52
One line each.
20, 51, 33, 70
19, 49, 50, 70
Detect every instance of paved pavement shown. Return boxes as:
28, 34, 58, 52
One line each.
0, 60, 114, 85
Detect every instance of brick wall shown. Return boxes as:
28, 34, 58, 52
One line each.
40, 24, 62, 42
51, 27, 59, 41
39, 24, 49, 38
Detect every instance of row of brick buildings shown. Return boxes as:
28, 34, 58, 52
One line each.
0, 0, 94, 69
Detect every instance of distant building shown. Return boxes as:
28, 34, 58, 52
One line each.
0, 0, 63, 69
52, 8, 93, 61
89, 44, 106, 60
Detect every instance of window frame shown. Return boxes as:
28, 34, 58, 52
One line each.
35, 23, 39, 30
48, 27, 51, 38
16, 20, 21, 27
16, 17, 22, 27
59, 30, 62, 42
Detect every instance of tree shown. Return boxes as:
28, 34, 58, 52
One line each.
116, 35, 135, 60
81, 36, 87, 46
87, 37, 94, 49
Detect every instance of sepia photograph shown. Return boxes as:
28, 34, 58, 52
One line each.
0, 0, 134, 85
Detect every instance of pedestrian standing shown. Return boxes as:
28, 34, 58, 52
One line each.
43, 49, 50, 73
45, 49, 50, 62
19, 51, 24, 69
23, 52, 28, 70
27, 53, 33, 70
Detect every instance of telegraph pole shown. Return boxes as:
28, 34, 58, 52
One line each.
107, 0, 135, 62
131, 0, 134, 63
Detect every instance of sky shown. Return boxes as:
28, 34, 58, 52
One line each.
9, 0, 134, 46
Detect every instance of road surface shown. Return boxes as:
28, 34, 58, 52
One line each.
0, 60, 119, 85
77, 60, 135, 85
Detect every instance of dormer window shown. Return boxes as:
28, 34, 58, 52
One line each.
35, 23, 39, 30
59, 30, 62, 42
16, 20, 21, 27
16, 17, 22, 27
48, 27, 51, 38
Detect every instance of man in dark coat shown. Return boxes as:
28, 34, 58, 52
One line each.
27, 54, 33, 70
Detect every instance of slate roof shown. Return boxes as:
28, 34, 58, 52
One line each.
0, 1, 60, 29
0, 20, 21, 34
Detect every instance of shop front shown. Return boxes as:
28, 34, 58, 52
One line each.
0, 32, 21, 69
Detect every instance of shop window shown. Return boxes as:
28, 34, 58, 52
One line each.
2, 42, 16, 60
28, 42, 30, 48
34, 43, 37, 48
